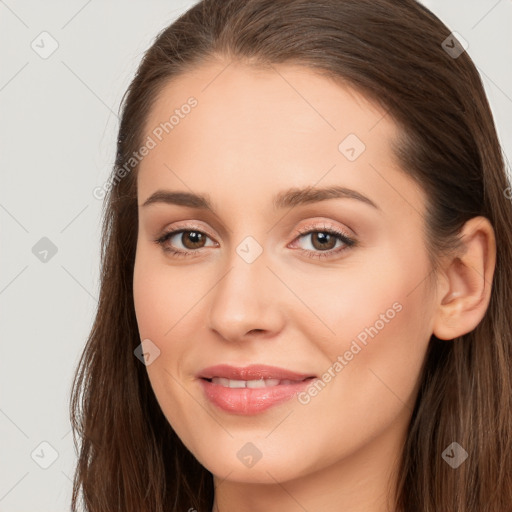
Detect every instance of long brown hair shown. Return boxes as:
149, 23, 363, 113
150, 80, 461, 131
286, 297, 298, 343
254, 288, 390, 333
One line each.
70, 0, 512, 510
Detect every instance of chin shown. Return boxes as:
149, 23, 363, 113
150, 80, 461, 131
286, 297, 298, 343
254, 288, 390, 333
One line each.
191, 442, 315, 485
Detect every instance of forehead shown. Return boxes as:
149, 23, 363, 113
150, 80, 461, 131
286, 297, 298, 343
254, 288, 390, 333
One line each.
141, 58, 395, 150
136, 59, 418, 216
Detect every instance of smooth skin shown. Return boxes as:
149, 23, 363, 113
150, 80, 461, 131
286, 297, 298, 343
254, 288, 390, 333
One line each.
132, 59, 495, 512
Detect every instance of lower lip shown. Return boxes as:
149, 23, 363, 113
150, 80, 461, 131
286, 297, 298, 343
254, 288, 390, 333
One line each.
199, 378, 315, 415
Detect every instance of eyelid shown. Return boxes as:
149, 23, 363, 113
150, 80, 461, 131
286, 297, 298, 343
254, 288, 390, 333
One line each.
157, 221, 217, 241
290, 220, 354, 240
155, 219, 357, 258
158, 218, 353, 241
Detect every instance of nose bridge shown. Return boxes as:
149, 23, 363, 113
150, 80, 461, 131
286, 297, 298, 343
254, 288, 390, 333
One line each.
206, 232, 283, 340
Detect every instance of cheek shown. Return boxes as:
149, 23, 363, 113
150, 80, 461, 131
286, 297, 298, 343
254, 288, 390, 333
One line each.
133, 251, 205, 453
133, 246, 205, 340
296, 242, 435, 443
285, 234, 434, 360
132, 247, 213, 406
302, 292, 431, 468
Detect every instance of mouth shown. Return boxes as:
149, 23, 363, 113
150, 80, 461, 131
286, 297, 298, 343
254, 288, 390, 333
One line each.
204, 376, 315, 388
197, 364, 317, 414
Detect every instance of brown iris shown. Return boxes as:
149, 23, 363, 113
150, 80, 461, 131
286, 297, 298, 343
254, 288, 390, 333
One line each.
180, 231, 207, 249
309, 231, 337, 251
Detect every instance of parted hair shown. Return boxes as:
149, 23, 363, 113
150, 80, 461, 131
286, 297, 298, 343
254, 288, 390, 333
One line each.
70, 1, 512, 510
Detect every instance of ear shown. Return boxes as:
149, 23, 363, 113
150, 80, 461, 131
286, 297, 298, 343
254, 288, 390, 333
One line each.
432, 216, 496, 341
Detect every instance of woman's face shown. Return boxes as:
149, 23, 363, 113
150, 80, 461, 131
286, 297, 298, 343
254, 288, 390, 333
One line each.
133, 60, 436, 485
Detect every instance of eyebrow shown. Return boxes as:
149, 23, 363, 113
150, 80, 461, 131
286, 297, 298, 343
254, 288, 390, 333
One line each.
141, 185, 380, 211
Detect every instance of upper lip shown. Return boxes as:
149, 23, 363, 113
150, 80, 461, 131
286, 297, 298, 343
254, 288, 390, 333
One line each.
197, 364, 315, 381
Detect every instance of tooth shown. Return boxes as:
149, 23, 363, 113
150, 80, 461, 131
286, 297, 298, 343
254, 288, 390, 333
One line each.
228, 379, 247, 388
210, 378, 290, 388
246, 379, 266, 388
212, 377, 230, 386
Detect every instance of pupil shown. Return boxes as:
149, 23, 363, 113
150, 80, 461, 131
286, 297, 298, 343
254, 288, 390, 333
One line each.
313, 232, 335, 250
317, 233, 329, 245
185, 231, 204, 248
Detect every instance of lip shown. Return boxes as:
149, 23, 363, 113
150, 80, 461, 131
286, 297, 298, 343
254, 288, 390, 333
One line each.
197, 364, 314, 381
197, 364, 317, 415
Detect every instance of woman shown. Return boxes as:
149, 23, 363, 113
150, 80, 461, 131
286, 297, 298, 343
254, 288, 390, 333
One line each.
70, 0, 512, 510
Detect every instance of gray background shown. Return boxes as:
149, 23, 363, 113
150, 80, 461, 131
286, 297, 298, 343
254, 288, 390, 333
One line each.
1, 1, 511, 510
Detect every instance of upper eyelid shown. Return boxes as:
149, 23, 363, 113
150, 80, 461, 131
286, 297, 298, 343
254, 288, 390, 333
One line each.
159, 221, 351, 240
161, 224, 217, 244
158, 223, 355, 248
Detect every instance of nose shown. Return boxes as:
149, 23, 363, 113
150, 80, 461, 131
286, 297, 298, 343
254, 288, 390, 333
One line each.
206, 243, 285, 343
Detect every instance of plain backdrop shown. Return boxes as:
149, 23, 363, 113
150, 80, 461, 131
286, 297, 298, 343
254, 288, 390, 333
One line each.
1, 0, 511, 510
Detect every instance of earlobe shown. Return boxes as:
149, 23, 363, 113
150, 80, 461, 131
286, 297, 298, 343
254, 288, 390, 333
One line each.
432, 216, 496, 341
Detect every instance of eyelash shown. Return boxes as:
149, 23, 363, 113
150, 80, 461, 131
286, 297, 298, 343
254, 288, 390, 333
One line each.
154, 223, 357, 261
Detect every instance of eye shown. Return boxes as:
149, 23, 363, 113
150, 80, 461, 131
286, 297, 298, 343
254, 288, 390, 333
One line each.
154, 222, 357, 260
155, 227, 217, 258
289, 223, 356, 260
